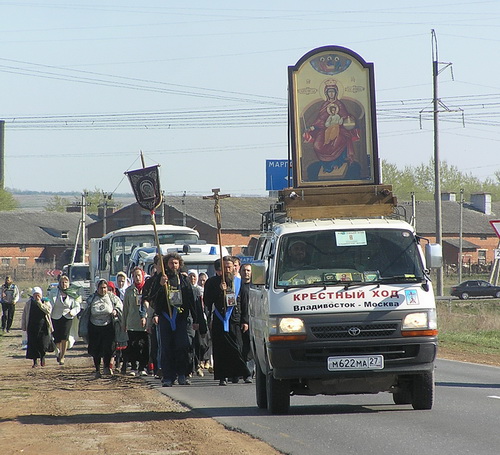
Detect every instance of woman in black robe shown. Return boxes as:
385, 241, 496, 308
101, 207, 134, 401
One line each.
21, 287, 52, 368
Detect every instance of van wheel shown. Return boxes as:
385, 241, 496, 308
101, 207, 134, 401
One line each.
411, 371, 434, 410
393, 385, 412, 405
266, 371, 290, 415
255, 360, 267, 409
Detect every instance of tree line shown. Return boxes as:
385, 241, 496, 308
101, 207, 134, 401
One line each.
0, 188, 120, 213
381, 159, 500, 201
1, 160, 499, 211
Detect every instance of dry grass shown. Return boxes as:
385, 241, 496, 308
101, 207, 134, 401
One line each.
437, 299, 500, 359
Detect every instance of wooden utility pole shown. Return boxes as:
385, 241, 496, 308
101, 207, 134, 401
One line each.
432, 30, 444, 296
100, 193, 114, 236
458, 189, 464, 284
0, 120, 4, 190
72, 191, 91, 263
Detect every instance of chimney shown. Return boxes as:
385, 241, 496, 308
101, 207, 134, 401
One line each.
470, 193, 491, 215
441, 192, 456, 202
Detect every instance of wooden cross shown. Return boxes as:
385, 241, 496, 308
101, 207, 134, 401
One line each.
203, 188, 230, 306
203, 188, 230, 230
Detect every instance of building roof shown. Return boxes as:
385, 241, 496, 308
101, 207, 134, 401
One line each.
165, 195, 274, 231
91, 194, 500, 238
397, 200, 499, 236
0, 211, 93, 245
443, 238, 480, 250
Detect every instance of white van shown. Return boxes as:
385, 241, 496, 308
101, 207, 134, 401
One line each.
249, 217, 442, 414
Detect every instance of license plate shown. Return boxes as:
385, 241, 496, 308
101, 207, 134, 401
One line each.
327, 355, 384, 371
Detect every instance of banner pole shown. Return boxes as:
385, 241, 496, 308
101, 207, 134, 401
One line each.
150, 207, 172, 319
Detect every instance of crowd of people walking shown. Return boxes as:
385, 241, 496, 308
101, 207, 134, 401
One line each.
7, 254, 255, 387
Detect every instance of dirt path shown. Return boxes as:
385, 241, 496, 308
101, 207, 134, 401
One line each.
0, 303, 282, 455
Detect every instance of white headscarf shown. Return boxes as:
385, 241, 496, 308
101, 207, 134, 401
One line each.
32, 286, 43, 297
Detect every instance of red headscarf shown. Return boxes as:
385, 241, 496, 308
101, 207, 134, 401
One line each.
132, 268, 146, 292
107, 281, 120, 297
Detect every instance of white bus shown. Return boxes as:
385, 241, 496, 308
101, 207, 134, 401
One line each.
89, 224, 199, 288
129, 243, 229, 279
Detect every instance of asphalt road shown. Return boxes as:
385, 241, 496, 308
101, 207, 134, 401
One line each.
151, 359, 500, 455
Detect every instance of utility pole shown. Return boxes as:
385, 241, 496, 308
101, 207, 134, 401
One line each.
100, 192, 113, 236
72, 191, 91, 263
182, 191, 187, 227
0, 120, 5, 190
410, 192, 416, 230
432, 30, 443, 296
160, 190, 165, 224
458, 189, 464, 284
429, 30, 461, 295
81, 191, 89, 262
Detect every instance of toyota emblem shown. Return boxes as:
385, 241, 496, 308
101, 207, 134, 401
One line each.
348, 327, 361, 336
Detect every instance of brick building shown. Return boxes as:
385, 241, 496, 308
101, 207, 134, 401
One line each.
0, 211, 94, 278
88, 195, 274, 256
400, 193, 500, 272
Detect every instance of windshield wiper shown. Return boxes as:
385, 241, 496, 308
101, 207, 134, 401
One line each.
374, 275, 423, 284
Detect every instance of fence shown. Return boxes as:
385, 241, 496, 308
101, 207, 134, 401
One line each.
1, 266, 60, 284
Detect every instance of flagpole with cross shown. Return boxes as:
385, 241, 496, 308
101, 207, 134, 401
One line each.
203, 188, 230, 308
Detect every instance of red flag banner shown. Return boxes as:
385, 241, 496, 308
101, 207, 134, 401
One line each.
125, 165, 162, 211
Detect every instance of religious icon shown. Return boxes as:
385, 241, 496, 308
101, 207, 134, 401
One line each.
125, 165, 163, 211
288, 46, 380, 187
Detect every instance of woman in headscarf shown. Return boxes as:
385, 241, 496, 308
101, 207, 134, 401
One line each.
122, 267, 149, 376
86, 279, 123, 378
21, 287, 53, 368
115, 271, 130, 301
48, 274, 81, 365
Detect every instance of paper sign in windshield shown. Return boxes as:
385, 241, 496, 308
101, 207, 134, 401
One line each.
335, 231, 367, 246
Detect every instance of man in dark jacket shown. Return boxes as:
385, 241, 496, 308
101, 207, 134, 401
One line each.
1, 276, 20, 333
148, 253, 198, 387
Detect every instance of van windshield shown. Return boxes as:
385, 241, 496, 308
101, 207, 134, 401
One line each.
69, 266, 90, 282
276, 229, 423, 288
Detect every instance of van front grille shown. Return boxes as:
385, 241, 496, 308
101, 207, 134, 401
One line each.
311, 323, 398, 340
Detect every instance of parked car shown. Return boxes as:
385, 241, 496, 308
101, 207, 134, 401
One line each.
450, 280, 500, 300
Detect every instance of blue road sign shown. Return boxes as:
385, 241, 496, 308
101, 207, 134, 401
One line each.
266, 160, 291, 191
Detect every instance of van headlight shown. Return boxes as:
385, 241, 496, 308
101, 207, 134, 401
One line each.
402, 310, 438, 337
269, 317, 306, 341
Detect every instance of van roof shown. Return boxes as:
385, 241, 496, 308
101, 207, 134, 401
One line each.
271, 218, 414, 236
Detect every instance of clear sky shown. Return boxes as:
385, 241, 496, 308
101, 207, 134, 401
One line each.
1, 0, 499, 197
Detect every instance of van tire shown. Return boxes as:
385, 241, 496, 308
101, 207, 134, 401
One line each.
393, 386, 412, 405
255, 359, 267, 409
411, 371, 434, 410
266, 371, 290, 415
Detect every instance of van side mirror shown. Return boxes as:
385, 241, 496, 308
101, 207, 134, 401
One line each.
251, 260, 266, 285
425, 243, 442, 269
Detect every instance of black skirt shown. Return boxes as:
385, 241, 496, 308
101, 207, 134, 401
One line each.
52, 316, 73, 343
87, 322, 115, 359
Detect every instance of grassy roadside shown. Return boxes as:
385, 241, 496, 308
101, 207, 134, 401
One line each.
437, 298, 500, 365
